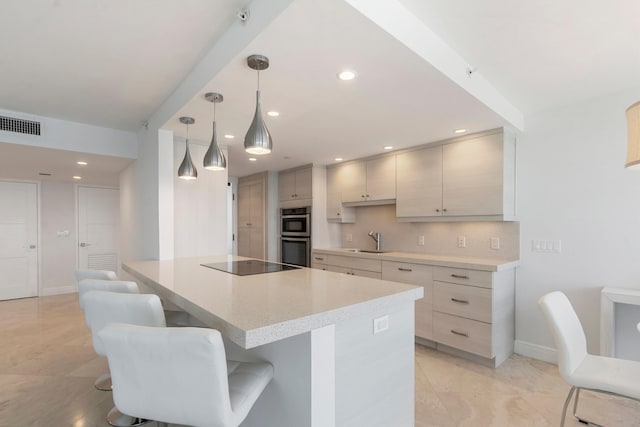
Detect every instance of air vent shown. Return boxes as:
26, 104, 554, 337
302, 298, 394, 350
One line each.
0, 115, 41, 135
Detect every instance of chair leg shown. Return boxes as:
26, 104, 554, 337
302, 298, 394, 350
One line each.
561, 386, 577, 427
94, 372, 112, 391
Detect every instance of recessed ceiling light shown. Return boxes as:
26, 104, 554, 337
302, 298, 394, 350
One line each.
224, 134, 235, 139
267, 111, 279, 117
454, 128, 467, 134
383, 146, 393, 150
73, 176, 82, 180
335, 157, 343, 161
337, 70, 356, 81
77, 161, 88, 166
249, 158, 257, 162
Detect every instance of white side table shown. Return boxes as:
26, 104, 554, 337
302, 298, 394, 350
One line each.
600, 287, 640, 357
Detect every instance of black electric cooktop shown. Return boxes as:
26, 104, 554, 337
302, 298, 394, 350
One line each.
201, 259, 301, 276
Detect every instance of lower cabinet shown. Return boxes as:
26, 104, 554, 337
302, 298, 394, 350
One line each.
311, 251, 515, 366
431, 266, 515, 366
381, 261, 433, 340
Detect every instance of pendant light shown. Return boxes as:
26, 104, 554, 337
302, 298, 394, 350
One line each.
626, 101, 640, 169
178, 117, 197, 180
244, 54, 273, 155
203, 92, 226, 171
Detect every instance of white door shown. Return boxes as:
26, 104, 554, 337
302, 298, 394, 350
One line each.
77, 186, 119, 273
0, 181, 38, 300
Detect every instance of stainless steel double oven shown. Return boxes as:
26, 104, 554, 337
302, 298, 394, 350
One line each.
280, 207, 310, 267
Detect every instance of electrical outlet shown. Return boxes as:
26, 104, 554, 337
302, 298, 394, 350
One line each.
490, 237, 500, 250
346, 233, 353, 242
373, 315, 389, 334
457, 236, 466, 248
418, 235, 425, 246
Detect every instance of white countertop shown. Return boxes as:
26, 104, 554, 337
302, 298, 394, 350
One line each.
123, 255, 423, 349
312, 248, 520, 272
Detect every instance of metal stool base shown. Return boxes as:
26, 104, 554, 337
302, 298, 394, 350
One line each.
94, 372, 112, 391
106, 406, 151, 427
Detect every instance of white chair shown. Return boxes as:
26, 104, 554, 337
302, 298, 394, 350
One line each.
78, 278, 140, 391
538, 291, 640, 426
75, 269, 118, 282
99, 324, 274, 427
83, 290, 167, 427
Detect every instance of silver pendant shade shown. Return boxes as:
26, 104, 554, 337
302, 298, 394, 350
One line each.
244, 54, 273, 155
203, 92, 226, 171
178, 117, 197, 180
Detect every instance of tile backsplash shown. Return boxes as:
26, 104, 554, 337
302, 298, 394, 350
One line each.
339, 205, 519, 260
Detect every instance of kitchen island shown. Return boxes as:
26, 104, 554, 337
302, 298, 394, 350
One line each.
123, 255, 423, 427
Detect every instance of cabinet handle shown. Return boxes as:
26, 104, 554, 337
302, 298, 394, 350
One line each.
398, 267, 413, 272
361, 194, 366, 198
451, 274, 469, 279
314, 257, 324, 261
451, 298, 469, 304
337, 212, 340, 216
435, 209, 440, 212
366, 194, 370, 198
247, 223, 252, 226
450, 329, 469, 337
443, 208, 447, 212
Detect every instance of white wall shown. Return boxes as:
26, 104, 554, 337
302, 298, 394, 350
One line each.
173, 140, 228, 257
0, 108, 136, 158
516, 89, 640, 359
40, 181, 77, 295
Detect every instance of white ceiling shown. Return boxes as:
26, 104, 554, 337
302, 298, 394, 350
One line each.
1, 0, 639, 180
0, 142, 133, 186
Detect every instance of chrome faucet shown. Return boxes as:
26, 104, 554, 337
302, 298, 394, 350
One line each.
368, 231, 381, 252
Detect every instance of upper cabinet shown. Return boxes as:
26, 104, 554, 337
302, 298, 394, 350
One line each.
396, 129, 516, 221
340, 155, 396, 205
327, 165, 356, 222
279, 166, 312, 207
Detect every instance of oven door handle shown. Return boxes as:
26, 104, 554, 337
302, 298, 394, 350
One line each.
282, 215, 310, 219
281, 237, 310, 242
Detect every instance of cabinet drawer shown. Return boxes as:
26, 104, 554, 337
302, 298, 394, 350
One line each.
327, 255, 381, 272
328, 265, 381, 279
311, 262, 327, 271
433, 282, 492, 323
433, 266, 492, 288
433, 312, 492, 358
381, 261, 432, 285
311, 253, 328, 265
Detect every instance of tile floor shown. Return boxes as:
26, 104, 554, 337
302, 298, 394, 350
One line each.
1, 293, 639, 426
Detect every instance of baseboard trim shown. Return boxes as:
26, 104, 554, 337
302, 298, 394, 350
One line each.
514, 340, 557, 364
40, 286, 77, 296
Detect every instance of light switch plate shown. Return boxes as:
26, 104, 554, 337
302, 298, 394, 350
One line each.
532, 239, 562, 253
418, 235, 425, 246
346, 234, 353, 242
457, 236, 466, 248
